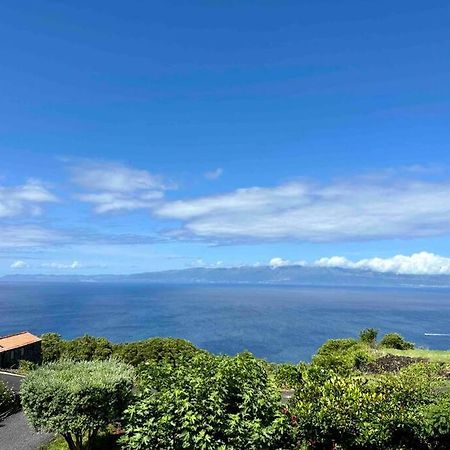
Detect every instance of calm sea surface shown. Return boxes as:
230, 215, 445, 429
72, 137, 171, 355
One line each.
0, 283, 449, 362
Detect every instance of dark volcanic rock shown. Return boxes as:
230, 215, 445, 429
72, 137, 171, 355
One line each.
363, 354, 428, 374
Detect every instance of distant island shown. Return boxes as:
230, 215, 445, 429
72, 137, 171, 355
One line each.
4, 264, 450, 288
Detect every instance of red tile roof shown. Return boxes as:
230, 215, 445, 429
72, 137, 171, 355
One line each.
0, 331, 41, 353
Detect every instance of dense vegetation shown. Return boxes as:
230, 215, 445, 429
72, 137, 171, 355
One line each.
121, 352, 295, 449
41, 333, 201, 366
18, 330, 450, 449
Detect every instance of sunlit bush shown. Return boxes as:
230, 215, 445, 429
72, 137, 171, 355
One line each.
291, 363, 444, 449
121, 352, 296, 450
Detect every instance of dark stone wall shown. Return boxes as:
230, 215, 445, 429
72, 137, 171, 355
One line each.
0, 341, 42, 369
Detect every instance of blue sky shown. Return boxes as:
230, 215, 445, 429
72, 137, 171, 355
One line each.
1, 1, 450, 275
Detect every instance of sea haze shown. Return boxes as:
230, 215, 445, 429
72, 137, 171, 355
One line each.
0, 283, 449, 362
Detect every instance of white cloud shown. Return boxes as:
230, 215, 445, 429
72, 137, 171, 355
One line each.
314, 256, 354, 269
313, 252, 450, 275
42, 260, 82, 270
155, 176, 450, 242
204, 168, 223, 180
269, 257, 306, 268
0, 180, 57, 218
10, 260, 28, 269
269, 257, 289, 268
71, 160, 172, 213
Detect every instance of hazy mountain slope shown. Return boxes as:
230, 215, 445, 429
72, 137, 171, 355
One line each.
3, 265, 450, 287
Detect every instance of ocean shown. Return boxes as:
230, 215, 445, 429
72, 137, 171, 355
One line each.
0, 282, 449, 362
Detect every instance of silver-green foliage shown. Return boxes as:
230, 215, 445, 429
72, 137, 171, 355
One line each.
21, 359, 134, 450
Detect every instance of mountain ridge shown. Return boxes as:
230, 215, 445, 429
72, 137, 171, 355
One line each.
3, 265, 450, 287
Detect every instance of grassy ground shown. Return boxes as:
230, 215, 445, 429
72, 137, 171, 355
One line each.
382, 348, 450, 363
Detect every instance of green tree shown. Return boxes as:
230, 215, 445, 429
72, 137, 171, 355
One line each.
63, 335, 114, 361
120, 352, 295, 450
380, 332, 414, 350
21, 360, 134, 450
359, 328, 378, 347
113, 337, 200, 367
41, 332, 64, 363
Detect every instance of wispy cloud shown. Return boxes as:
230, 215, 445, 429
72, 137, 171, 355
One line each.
41, 260, 82, 269
71, 160, 173, 213
204, 168, 223, 180
0, 224, 163, 250
155, 174, 450, 243
71, 160, 167, 192
77, 191, 165, 213
0, 179, 57, 218
0, 225, 67, 248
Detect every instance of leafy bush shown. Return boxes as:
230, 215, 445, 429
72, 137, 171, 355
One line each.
380, 332, 415, 350
359, 328, 378, 346
0, 380, 17, 419
269, 363, 303, 389
113, 337, 201, 367
312, 338, 373, 373
120, 352, 296, 450
21, 359, 134, 450
419, 394, 450, 449
18, 359, 37, 374
291, 363, 443, 449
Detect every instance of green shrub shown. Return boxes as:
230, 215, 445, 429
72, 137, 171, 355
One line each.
0, 380, 17, 419
312, 338, 373, 373
18, 359, 37, 374
291, 363, 441, 449
380, 332, 415, 350
63, 335, 114, 361
120, 352, 296, 450
113, 337, 200, 367
269, 363, 302, 389
359, 328, 378, 346
419, 394, 450, 449
21, 359, 134, 450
